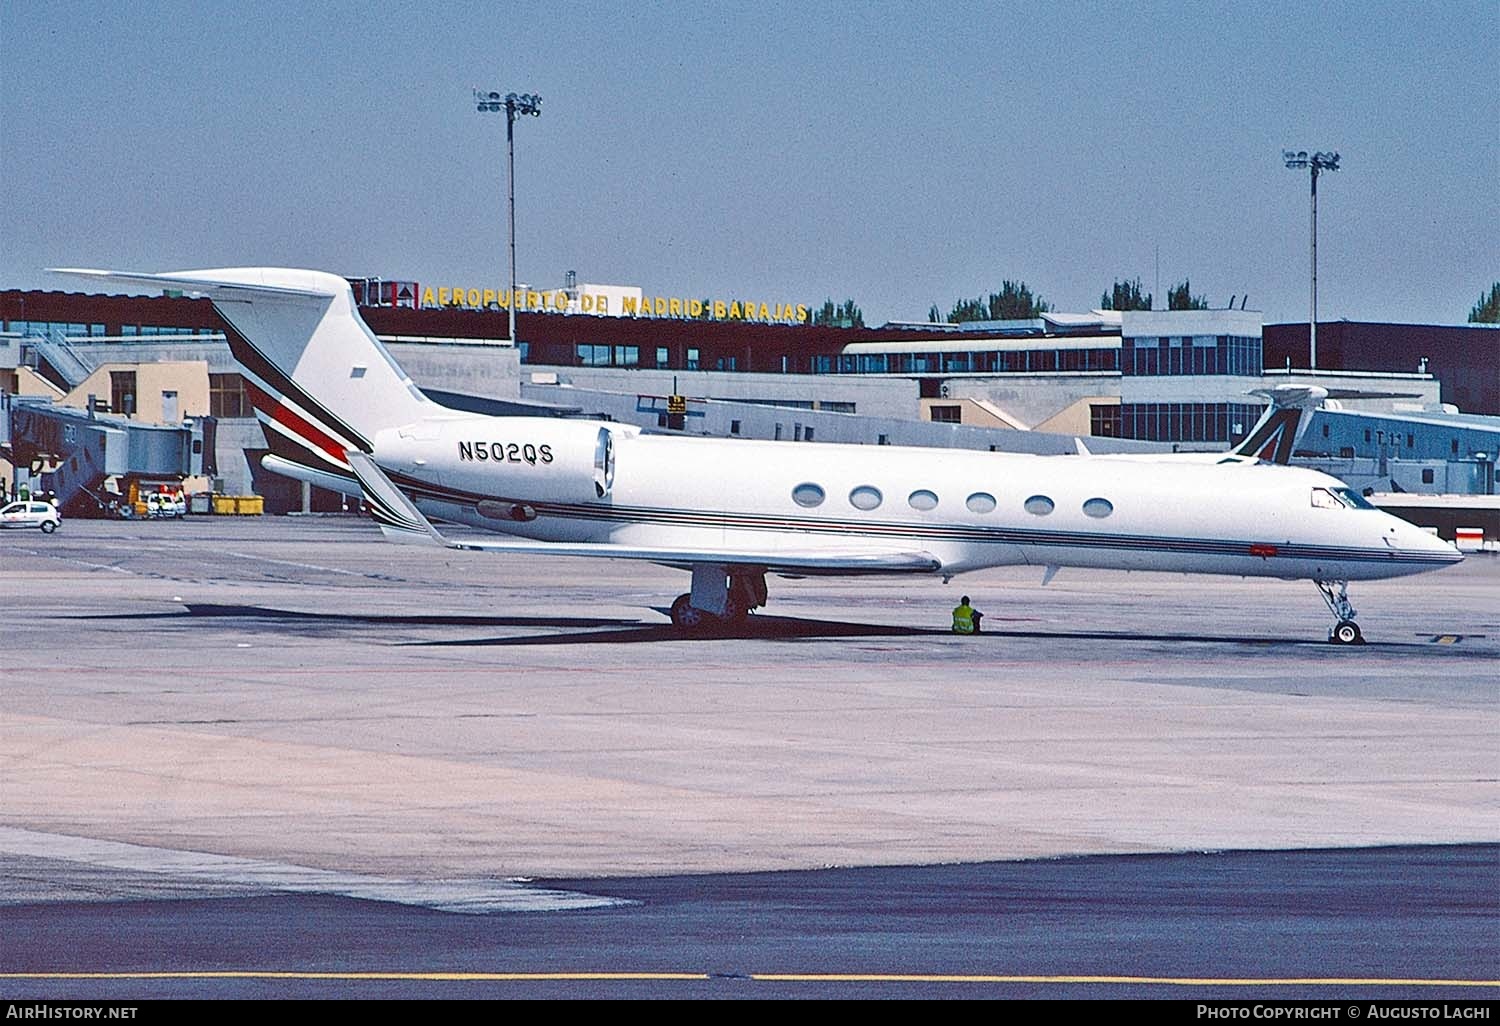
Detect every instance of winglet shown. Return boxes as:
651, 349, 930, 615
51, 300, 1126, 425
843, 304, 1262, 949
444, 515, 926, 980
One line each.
345, 451, 447, 547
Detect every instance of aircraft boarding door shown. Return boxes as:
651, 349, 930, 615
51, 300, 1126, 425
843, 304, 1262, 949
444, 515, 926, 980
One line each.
593, 427, 615, 499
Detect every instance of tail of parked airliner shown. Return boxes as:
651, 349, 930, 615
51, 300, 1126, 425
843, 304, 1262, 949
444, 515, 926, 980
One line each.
1221, 384, 1328, 465
50, 267, 435, 487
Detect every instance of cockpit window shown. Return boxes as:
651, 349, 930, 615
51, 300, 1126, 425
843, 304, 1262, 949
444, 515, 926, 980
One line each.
1312, 486, 1377, 511
1310, 487, 1342, 509
1334, 487, 1377, 510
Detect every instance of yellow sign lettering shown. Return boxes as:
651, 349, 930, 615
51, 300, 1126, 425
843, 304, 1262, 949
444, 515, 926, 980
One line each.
419, 280, 812, 323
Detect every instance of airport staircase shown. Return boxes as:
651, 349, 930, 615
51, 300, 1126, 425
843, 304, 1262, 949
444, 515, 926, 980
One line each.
28, 327, 94, 391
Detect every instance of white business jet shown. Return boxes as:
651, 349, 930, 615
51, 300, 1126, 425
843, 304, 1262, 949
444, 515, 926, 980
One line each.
54, 268, 1462, 643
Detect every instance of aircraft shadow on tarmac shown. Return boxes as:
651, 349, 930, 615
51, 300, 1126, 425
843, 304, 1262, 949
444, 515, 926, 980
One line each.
66, 603, 639, 630
65, 603, 1436, 649
406, 613, 1387, 648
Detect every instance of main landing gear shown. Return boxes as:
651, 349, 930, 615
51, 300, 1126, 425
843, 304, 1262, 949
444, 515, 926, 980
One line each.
670, 565, 767, 633
1315, 580, 1364, 645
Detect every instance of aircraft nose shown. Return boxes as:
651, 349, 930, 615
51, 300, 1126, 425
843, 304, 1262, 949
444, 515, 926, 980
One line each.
1390, 518, 1464, 563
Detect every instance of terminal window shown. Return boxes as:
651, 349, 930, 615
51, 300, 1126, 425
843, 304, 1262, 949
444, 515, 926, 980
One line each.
209, 373, 251, 418
110, 371, 136, 416
929, 405, 962, 424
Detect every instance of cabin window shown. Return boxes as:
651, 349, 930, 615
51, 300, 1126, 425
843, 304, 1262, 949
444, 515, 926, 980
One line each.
1023, 495, 1054, 516
1082, 497, 1114, 518
965, 492, 996, 514
849, 485, 883, 511
791, 483, 825, 508
908, 489, 939, 511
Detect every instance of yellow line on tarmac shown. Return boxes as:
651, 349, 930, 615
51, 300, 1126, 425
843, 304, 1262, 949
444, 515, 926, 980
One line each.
1, 971, 1497, 986
753, 974, 1500, 987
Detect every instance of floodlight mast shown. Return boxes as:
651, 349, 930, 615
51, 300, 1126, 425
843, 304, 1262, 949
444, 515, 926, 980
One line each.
1283, 150, 1340, 369
475, 90, 543, 345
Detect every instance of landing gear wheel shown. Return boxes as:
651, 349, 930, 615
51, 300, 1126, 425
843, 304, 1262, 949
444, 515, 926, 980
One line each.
720, 595, 749, 625
1330, 620, 1363, 645
670, 593, 709, 632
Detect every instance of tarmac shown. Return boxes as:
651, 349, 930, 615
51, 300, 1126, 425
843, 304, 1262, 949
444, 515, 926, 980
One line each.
2, 515, 1495, 893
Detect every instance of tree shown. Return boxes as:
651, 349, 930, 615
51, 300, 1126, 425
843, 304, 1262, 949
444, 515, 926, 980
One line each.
1101, 277, 1152, 311
1469, 283, 1500, 323
947, 297, 990, 323
813, 298, 864, 328
932, 280, 1051, 323
1167, 279, 1208, 310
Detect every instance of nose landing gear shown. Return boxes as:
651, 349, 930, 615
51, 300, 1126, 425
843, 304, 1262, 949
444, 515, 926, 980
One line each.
1316, 580, 1364, 645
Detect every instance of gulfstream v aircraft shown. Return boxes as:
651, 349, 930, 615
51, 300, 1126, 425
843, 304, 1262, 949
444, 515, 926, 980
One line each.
55, 268, 1463, 643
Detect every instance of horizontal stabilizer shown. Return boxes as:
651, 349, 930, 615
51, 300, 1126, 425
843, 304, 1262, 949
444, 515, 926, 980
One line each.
49, 267, 338, 301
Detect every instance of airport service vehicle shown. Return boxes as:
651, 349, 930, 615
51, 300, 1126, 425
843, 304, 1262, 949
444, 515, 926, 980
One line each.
0, 501, 61, 533
53, 268, 1463, 643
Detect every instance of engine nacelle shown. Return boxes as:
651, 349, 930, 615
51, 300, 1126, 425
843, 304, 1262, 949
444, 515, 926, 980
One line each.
372, 415, 633, 506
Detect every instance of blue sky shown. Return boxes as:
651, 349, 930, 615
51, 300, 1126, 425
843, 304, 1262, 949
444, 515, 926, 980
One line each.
3, 0, 1496, 326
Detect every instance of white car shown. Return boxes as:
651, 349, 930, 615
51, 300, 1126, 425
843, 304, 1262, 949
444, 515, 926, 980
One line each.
0, 501, 62, 533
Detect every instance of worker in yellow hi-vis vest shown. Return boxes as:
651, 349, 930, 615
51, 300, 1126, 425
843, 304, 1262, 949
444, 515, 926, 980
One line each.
952, 595, 983, 634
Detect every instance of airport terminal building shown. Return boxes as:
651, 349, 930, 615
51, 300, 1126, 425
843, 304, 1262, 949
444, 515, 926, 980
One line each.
2, 278, 1497, 524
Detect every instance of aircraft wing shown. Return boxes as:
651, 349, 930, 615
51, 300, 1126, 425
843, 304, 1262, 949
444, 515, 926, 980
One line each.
437, 537, 942, 575
345, 452, 942, 576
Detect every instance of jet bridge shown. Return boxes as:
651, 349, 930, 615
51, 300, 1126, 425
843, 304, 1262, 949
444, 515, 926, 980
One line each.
1, 393, 214, 516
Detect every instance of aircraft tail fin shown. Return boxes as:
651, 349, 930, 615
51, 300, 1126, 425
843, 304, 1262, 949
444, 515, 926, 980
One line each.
1226, 384, 1328, 465
50, 268, 436, 483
